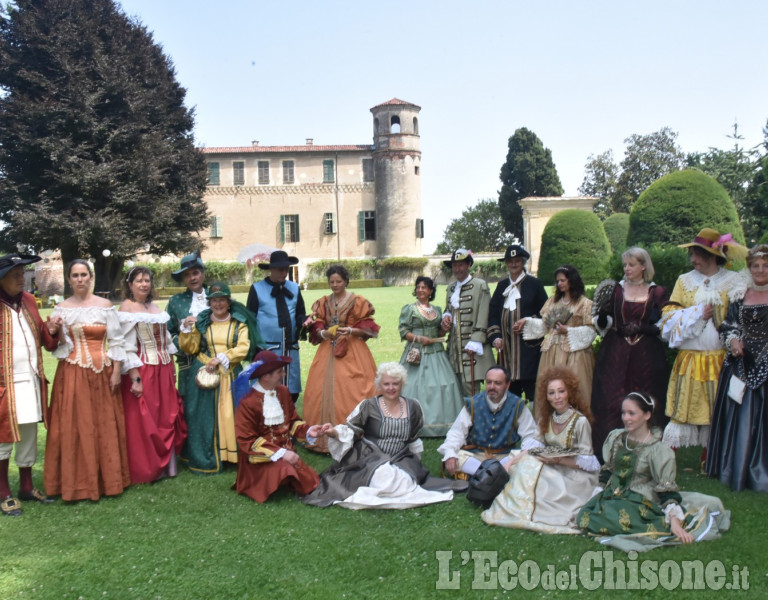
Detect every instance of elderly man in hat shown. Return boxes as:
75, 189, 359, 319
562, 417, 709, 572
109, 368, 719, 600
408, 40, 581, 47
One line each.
659, 228, 746, 464
0, 253, 61, 516
246, 251, 307, 402
441, 249, 495, 396
488, 244, 548, 402
232, 350, 321, 503
167, 252, 208, 402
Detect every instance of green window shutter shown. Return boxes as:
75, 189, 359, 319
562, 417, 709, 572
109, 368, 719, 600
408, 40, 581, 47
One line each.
280, 215, 286, 243
358, 211, 365, 242
294, 214, 300, 242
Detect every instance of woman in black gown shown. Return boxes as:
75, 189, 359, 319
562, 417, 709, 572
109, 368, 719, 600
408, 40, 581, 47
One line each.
707, 244, 768, 492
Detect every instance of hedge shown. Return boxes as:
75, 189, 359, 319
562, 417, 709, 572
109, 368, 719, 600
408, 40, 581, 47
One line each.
537, 209, 611, 284
603, 212, 630, 253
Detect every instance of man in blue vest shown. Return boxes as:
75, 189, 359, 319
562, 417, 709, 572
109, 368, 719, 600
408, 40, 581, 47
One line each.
438, 365, 536, 478
247, 251, 306, 402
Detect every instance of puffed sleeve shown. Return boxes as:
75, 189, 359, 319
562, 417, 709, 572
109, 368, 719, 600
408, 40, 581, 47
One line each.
349, 296, 380, 338
599, 429, 623, 485
51, 306, 72, 359
406, 398, 425, 455
179, 327, 202, 356
648, 442, 683, 507
565, 298, 597, 352
223, 322, 250, 367
398, 304, 414, 341
105, 307, 128, 362
570, 417, 600, 472
117, 313, 143, 372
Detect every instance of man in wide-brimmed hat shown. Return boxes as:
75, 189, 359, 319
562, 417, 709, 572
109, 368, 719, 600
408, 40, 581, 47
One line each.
440, 249, 494, 396
0, 253, 61, 516
246, 251, 306, 402
487, 244, 548, 402
167, 251, 208, 403
232, 350, 321, 503
659, 228, 747, 465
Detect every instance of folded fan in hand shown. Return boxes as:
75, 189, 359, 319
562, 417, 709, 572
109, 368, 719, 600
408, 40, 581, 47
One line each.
592, 278, 616, 317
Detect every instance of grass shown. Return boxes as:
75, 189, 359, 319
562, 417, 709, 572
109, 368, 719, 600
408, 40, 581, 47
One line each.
3, 286, 766, 599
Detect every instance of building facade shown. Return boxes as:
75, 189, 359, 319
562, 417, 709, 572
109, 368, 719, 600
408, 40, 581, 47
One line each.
200, 98, 423, 275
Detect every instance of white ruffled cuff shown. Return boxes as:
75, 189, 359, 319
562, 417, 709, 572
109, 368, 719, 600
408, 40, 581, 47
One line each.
180, 321, 194, 334
522, 318, 545, 341
592, 315, 613, 337
120, 355, 143, 373
567, 326, 597, 351
270, 448, 287, 462
521, 437, 544, 451
328, 424, 356, 461
407, 438, 424, 455
663, 502, 685, 525
575, 454, 601, 472
464, 340, 484, 355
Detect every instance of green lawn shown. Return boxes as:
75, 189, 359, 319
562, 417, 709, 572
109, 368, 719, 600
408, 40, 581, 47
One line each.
4, 286, 765, 599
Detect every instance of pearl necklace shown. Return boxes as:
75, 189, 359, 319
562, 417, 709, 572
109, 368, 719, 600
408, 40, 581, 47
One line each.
624, 430, 651, 450
416, 302, 437, 319
552, 408, 574, 424
380, 396, 404, 418
211, 313, 231, 323
750, 282, 768, 292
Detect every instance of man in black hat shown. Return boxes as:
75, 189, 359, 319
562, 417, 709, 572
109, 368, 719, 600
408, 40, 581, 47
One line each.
246, 251, 306, 402
441, 248, 494, 396
232, 350, 321, 503
167, 251, 208, 403
488, 244, 548, 402
0, 253, 61, 516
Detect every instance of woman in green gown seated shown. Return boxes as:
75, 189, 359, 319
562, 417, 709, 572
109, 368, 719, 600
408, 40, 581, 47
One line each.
578, 392, 730, 552
482, 366, 599, 534
398, 276, 463, 437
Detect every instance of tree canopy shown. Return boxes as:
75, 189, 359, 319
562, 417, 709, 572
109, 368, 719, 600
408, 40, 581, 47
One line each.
627, 169, 744, 249
498, 128, 563, 240
0, 0, 209, 292
435, 198, 516, 254
581, 127, 685, 217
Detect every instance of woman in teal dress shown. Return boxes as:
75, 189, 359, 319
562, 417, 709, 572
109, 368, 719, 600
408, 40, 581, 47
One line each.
578, 392, 729, 552
398, 276, 463, 437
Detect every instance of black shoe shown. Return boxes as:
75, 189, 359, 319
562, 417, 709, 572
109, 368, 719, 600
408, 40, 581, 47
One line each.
1, 495, 23, 516
17, 488, 55, 504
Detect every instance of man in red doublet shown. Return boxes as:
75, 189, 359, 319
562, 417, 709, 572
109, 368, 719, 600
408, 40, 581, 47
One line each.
232, 350, 321, 503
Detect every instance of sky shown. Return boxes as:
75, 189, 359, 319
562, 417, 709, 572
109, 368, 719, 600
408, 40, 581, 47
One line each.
117, 0, 768, 253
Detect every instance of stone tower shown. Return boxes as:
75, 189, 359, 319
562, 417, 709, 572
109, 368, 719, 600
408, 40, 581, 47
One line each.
370, 98, 422, 257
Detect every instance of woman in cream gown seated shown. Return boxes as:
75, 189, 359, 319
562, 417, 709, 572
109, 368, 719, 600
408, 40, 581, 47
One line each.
482, 366, 599, 534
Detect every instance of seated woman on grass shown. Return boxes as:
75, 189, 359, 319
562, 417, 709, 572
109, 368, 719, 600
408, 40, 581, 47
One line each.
303, 362, 460, 509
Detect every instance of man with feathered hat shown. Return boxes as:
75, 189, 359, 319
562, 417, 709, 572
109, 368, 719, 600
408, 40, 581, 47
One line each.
232, 351, 322, 503
659, 228, 747, 466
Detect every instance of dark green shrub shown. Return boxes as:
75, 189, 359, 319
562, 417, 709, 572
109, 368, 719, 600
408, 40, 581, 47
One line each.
603, 213, 630, 252
628, 169, 745, 249
537, 209, 611, 284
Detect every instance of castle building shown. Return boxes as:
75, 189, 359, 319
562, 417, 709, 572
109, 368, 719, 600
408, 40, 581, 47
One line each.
200, 98, 423, 277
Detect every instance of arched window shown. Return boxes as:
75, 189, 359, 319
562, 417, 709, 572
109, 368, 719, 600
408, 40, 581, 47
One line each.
374, 118, 379, 134
413, 117, 419, 134
390, 115, 401, 134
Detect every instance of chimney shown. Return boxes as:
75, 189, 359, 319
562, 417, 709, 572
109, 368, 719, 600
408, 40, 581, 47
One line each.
306, 138, 313, 146
251, 140, 259, 146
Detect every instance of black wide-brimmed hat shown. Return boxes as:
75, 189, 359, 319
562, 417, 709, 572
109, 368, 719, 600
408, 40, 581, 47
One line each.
497, 244, 530, 262
0, 253, 41, 281
442, 248, 474, 268
171, 251, 205, 282
258, 250, 299, 270
249, 350, 293, 379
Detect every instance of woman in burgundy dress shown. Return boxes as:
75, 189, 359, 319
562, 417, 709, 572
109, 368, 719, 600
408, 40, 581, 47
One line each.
591, 247, 669, 453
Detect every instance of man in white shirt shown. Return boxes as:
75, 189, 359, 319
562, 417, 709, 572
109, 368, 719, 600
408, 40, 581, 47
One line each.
439, 365, 537, 478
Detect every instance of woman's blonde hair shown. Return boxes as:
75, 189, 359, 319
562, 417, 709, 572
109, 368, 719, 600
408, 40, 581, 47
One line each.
621, 247, 654, 282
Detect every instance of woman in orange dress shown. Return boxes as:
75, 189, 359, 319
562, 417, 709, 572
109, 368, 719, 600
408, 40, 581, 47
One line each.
44, 259, 131, 501
302, 265, 379, 452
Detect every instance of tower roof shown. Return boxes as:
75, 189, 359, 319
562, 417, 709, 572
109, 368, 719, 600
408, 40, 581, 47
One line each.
370, 98, 421, 111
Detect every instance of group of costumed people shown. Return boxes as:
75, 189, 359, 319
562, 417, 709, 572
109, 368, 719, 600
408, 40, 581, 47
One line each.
3, 226, 765, 552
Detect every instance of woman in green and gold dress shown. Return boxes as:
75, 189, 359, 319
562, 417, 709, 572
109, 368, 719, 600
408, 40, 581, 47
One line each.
398, 276, 463, 437
179, 282, 261, 474
482, 366, 599, 534
578, 392, 730, 552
